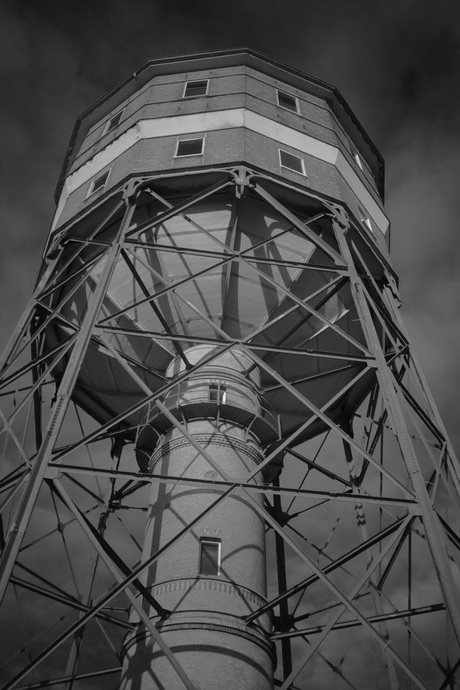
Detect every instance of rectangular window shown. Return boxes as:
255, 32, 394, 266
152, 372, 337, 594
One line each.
175, 138, 204, 157
86, 170, 110, 197
199, 538, 221, 576
103, 109, 124, 135
209, 383, 227, 404
279, 149, 305, 175
183, 80, 208, 98
277, 90, 298, 113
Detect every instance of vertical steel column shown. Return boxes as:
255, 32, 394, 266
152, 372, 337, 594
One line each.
272, 478, 293, 678
382, 281, 460, 495
0, 249, 65, 376
333, 215, 460, 644
0, 199, 135, 605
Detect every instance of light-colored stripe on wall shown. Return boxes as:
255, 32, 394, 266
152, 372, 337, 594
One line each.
51, 109, 388, 234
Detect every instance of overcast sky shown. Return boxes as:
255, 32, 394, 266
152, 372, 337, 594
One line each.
1, 0, 459, 447
1, 2, 460, 687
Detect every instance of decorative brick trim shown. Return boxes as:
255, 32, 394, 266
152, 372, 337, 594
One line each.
149, 432, 263, 472
123, 618, 275, 662
150, 577, 267, 608
157, 621, 275, 658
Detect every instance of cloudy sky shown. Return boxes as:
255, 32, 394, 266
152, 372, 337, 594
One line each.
1, 1, 460, 687
1, 1, 459, 450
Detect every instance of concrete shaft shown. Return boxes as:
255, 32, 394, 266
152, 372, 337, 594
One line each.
121, 348, 275, 690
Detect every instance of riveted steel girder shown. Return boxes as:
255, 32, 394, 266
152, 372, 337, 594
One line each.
0, 170, 459, 690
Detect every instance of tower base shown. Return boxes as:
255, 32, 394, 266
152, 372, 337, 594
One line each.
121, 610, 275, 690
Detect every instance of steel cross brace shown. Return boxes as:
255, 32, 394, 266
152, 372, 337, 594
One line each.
4, 165, 456, 684
276, 602, 447, 639
13, 666, 122, 690
153, 401, 430, 690
58, 302, 416, 684
54, 463, 418, 508
51, 479, 197, 690
382, 282, 460, 496
3, 484, 238, 689
278, 515, 413, 690
103, 182, 337, 330
0, 200, 135, 607
120, 237, 367, 361
332, 217, 460, 645
107, 233, 383, 491
245, 516, 411, 625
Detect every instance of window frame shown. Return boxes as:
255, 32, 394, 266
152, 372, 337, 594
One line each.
345, 139, 365, 172
86, 169, 111, 198
277, 90, 299, 113
183, 79, 209, 99
103, 108, 125, 135
357, 204, 373, 232
199, 537, 221, 576
354, 152, 364, 171
279, 149, 306, 176
175, 137, 205, 158
209, 383, 227, 405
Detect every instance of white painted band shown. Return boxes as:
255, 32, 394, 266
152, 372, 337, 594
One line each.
51, 109, 388, 234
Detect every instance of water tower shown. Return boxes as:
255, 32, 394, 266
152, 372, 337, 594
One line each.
1, 50, 459, 690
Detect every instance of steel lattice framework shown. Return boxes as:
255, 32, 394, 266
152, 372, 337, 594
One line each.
0, 167, 459, 689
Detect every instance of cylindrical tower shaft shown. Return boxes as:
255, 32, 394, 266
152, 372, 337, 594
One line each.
121, 347, 275, 689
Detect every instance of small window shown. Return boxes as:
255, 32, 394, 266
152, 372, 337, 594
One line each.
346, 139, 364, 171
279, 149, 305, 175
183, 80, 208, 98
86, 170, 110, 197
354, 152, 364, 171
175, 138, 204, 157
358, 205, 372, 232
277, 90, 298, 113
209, 383, 226, 404
199, 538, 221, 576
103, 109, 124, 135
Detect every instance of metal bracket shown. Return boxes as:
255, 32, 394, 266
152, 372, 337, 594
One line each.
233, 167, 253, 198
326, 202, 351, 233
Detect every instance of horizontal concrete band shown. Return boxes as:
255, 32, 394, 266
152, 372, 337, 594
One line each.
122, 619, 275, 661
56, 109, 389, 235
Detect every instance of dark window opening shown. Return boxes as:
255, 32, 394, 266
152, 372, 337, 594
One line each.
183, 80, 208, 98
277, 90, 298, 113
209, 383, 226, 404
104, 109, 124, 134
176, 138, 204, 157
279, 150, 305, 175
199, 538, 221, 576
87, 170, 110, 197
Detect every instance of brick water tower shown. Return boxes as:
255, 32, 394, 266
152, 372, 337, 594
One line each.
1, 50, 459, 690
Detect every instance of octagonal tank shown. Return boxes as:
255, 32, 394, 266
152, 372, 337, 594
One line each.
44, 49, 388, 464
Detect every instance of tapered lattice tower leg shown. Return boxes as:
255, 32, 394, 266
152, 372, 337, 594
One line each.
1, 50, 459, 690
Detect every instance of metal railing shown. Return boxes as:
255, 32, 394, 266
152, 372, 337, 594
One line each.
155, 379, 280, 437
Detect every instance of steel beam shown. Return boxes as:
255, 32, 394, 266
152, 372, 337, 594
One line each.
333, 218, 460, 644
0, 201, 136, 606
